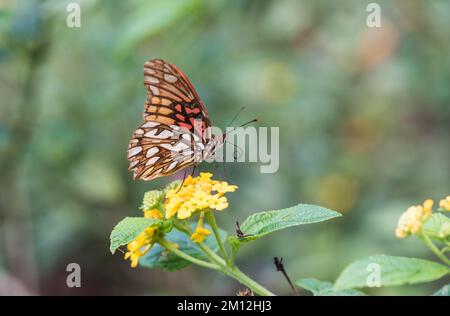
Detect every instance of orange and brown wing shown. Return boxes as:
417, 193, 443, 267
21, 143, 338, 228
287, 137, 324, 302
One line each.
142, 59, 211, 140
127, 59, 212, 181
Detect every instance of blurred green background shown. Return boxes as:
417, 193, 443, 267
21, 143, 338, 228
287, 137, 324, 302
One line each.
0, 0, 449, 295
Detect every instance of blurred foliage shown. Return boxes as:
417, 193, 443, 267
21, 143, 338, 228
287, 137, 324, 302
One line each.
0, 0, 449, 295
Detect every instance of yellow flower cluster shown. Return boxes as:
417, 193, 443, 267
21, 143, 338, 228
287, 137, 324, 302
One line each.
395, 199, 433, 238
439, 196, 450, 211
124, 209, 163, 267
123, 173, 238, 266
164, 173, 238, 220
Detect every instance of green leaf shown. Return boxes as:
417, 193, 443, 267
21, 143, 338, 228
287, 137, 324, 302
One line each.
139, 224, 227, 271
334, 255, 450, 290
296, 278, 366, 296
422, 213, 450, 242
228, 204, 341, 251
109, 217, 163, 254
432, 284, 450, 296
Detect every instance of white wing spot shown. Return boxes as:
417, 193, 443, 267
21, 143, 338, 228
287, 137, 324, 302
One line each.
145, 76, 160, 84
144, 129, 173, 139
135, 129, 144, 135
146, 147, 159, 158
128, 146, 142, 158
160, 144, 174, 151
158, 130, 174, 138
142, 121, 160, 128
146, 156, 160, 166
174, 142, 189, 151
143, 129, 157, 137
166, 161, 178, 172
164, 74, 178, 83
182, 133, 192, 141
160, 142, 189, 152
149, 85, 159, 96
129, 159, 139, 168
181, 150, 193, 157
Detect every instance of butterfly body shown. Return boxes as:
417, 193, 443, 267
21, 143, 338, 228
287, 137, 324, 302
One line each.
127, 59, 223, 181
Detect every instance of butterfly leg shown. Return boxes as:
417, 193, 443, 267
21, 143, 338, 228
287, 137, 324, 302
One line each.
176, 167, 189, 193
176, 165, 197, 193
190, 165, 196, 178
222, 161, 229, 182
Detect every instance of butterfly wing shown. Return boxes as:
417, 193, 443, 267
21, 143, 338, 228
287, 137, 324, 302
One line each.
127, 121, 197, 180
127, 59, 211, 181
143, 59, 211, 140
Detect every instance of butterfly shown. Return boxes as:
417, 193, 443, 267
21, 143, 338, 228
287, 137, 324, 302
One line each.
127, 59, 224, 181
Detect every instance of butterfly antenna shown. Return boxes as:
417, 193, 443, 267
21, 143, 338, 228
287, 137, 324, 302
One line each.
239, 118, 258, 128
223, 118, 258, 139
218, 112, 255, 183
227, 106, 246, 127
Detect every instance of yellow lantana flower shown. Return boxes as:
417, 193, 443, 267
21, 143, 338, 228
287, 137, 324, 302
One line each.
124, 227, 156, 267
124, 208, 163, 267
439, 196, 450, 211
164, 173, 238, 220
190, 212, 211, 243
395, 199, 433, 238
423, 199, 433, 215
191, 225, 211, 243
144, 208, 164, 219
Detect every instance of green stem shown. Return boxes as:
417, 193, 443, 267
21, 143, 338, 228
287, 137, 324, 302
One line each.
158, 238, 220, 271
172, 219, 275, 295
175, 219, 226, 266
197, 242, 274, 295
175, 221, 226, 266
226, 266, 276, 296
173, 219, 191, 235
420, 232, 450, 266
198, 241, 227, 266
205, 211, 230, 263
